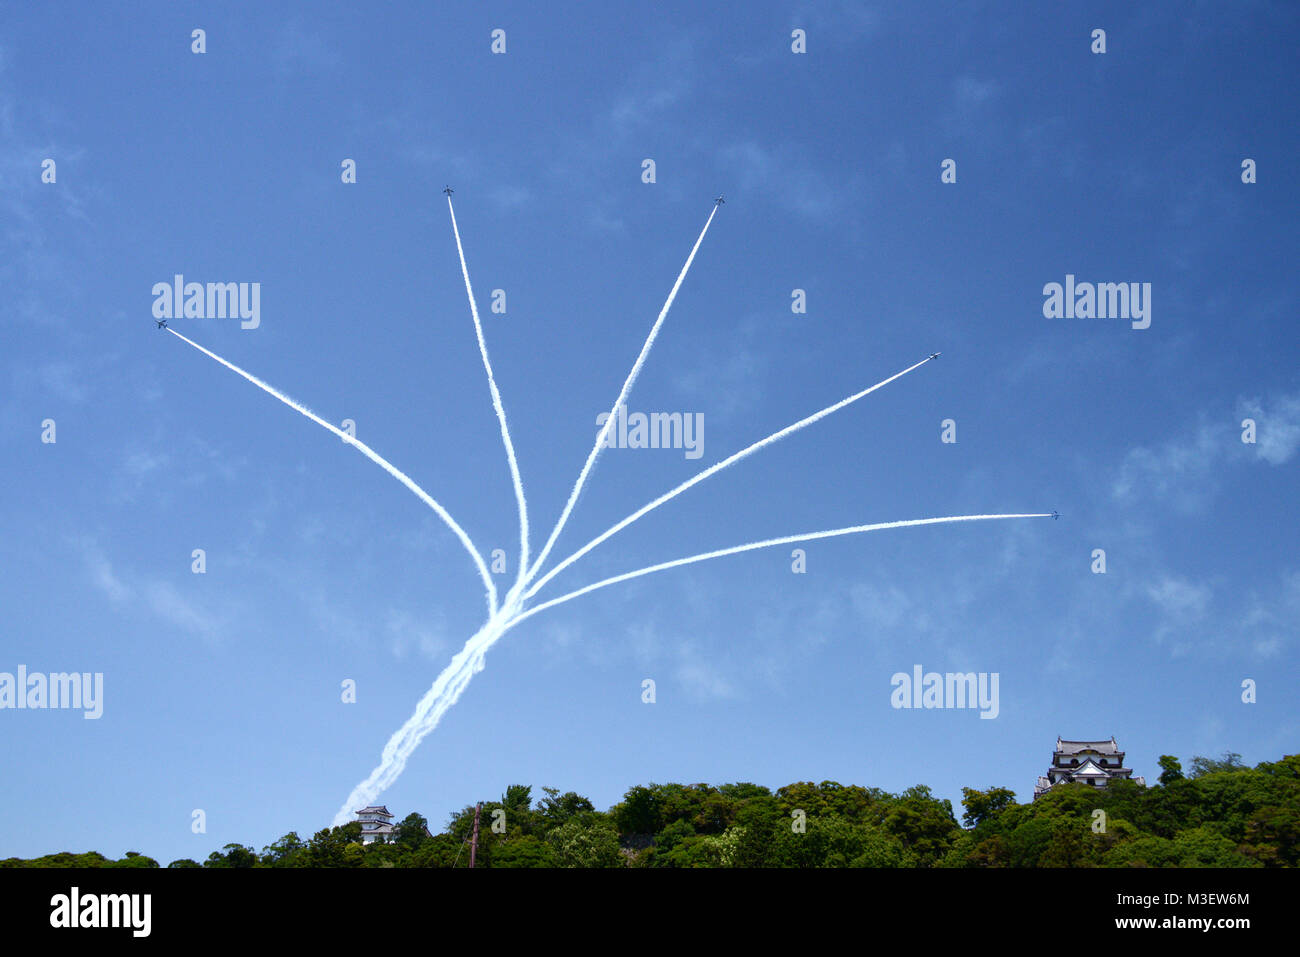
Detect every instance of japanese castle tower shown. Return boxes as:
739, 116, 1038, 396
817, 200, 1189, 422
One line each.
1033, 737, 1145, 799
355, 805, 397, 844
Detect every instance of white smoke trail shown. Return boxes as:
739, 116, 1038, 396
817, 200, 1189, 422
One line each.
167, 327, 498, 614
513, 513, 1051, 627
523, 353, 938, 601
524, 203, 719, 586
448, 196, 531, 588
331, 615, 511, 825
332, 512, 1047, 819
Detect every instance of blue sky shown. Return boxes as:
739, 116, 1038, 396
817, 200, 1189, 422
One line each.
1, 1, 1296, 864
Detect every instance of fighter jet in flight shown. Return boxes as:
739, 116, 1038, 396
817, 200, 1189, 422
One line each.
928, 352, 940, 360
715, 195, 725, 205
156, 319, 168, 329
1051, 510, 1059, 520
443, 186, 454, 195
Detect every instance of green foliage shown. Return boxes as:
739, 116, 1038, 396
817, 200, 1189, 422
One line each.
1157, 754, 1183, 785
110, 851, 160, 868
961, 786, 1017, 827
492, 834, 558, 868
611, 784, 662, 835
653, 819, 695, 857
881, 785, 960, 866
9, 752, 1296, 868
261, 832, 305, 866
547, 816, 621, 868
538, 787, 596, 825
395, 813, 430, 850
203, 843, 259, 868
1188, 751, 1247, 778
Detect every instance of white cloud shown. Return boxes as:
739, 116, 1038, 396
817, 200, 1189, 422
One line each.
848, 582, 913, 630
145, 581, 221, 640
83, 543, 224, 640
1136, 567, 1297, 659
954, 75, 999, 107
718, 140, 836, 220
604, 37, 697, 135
90, 553, 132, 604
1237, 392, 1300, 465
387, 608, 448, 661
1146, 575, 1211, 621
1113, 390, 1300, 510
674, 643, 737, 701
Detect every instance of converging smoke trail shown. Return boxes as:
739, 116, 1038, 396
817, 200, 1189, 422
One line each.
524, 353, 939, 601
333, 512, 1048, 819
448, 196, 531, 587
166, 327, 499, 614
513, 513, 1052, 627
525, 203, 720, 586
332, 617, 507, 826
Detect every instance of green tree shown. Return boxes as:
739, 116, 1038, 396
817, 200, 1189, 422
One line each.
547, 818, 622, 867
882, 785, 960, 866
300, 824, 362, 867
717, 782, 771, 801
538, 787, 596, 825
261, 832, 305, 866
1188, 752, 1247, 778
203, 843, 258, 868
612, 785, 662, 836
492, 835, 557, 868
502, 784, 533, 813
967, 834, 1011, 868
1157, 755, 1184, 785
1242, 805, 1300, 867
395, 813, 430, 850
110, 851, 159, 868
960, 787, 1017, 827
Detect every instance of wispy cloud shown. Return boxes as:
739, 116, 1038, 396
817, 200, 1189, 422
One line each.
82, 542, 225, 642
717, 140, 837, 220
1112, 419, 1226, 509
1112, 390, 1300, 509
387, 608, 449, 662
675, 649, 737, 701
1237, 392, 1300, 465
603, 36, 698, 136
1136, 566, 1298, 660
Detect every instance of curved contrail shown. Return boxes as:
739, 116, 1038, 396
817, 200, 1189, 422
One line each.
448, 196, 530, 588
514, 513, 1052, 626
524, 203, 719, 587
523, 353, 939, 601
167, 202, 1053, 822
331, 511, 1049, 824
167, 327, 498, 614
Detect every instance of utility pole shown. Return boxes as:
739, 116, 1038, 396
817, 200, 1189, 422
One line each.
469, 802, 482, 869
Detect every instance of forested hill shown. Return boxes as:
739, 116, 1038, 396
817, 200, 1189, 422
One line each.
6, 753, 1296, 868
